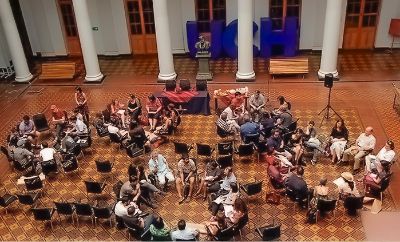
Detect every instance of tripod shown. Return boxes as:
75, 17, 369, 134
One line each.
318, 86, 341, 126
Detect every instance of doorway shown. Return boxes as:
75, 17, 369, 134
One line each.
125, 0, 157, 54
343, 0, 380, 49
57, 0, 82, 56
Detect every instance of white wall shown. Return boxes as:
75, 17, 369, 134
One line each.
375, 0, 400, 48
0, 18, 12, 69
254, 0, 268, 48
179, 0, 196, 52
167, 0, 185, 53
226, 0, 238, 24
19, 0, 67, 56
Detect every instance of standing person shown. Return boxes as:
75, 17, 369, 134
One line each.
328, 119, 349, 164
74, 87, 89, 124
127, 94, 142, 122
146, 95, 163, 132
342, 126, 376, 174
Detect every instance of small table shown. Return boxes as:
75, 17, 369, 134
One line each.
154, 91, 211, 115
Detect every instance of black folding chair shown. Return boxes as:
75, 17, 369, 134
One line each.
54, 201, 75, 224
92, 206, 114, 227
17, 193, 40, 207
31, 207, 56, 229
84, 180, 107, 200
196, 143, 215, 161
32, 113, 50, 132
240, 180, 263, 201
74, 202, 94, 226
216, 154, 233, 169
0, 193, 17, 214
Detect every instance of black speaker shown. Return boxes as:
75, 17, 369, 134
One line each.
179, 79, 191, 91
196, 80, 207, 91
165, 79, 176, 91
324, 74, 333, 88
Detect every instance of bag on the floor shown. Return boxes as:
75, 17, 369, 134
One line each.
306, 208, 317, 224
266, 191, 281, 205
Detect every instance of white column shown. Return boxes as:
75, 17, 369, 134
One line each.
72, 0, 103, 82
153, 0, 176, 81
0, 0, 32, 82
318, 0, 344, 79
236, 0, 255, 81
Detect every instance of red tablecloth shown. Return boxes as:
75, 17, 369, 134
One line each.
162, 90, 198, 103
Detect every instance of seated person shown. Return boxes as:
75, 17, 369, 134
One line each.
166, 103, 180, 128
171, 219, 199, 241
110, 99, 127, 128
50, 105, 66, 138
67, 115, 88, 137
7, 127, 20, 148
240, 114, 260, 142
334, 172, 360, 199
128, 164, 165, 202
11, 139, 34, 170
342, 126, 376, 174
122, 206, 156, 232
93, 112, 106, 131
303, 121, 327, 165
19, 115, 40, 146
313, 178, 329, 199
285, 166, 308, 206
286, 128, 304, 166
146, 95, 163, 132
208, 166, 237, 195
155, 109, 174, 135
106, 117, 129, 140
225, 197, 247, 226
57, 131, 76, 154
128, 121, 147, 148
73, 108, 84, 122
127, 94, 142, 122
120, 175, 155, 209
273, 96, 290, 116
148, 151, 175, 188
267, 129, 293, 161
205, 211, 228, 238
149, 214, 170, 239
175, 153, 197, 203
365, 140, 395, 173
267, 159, 287, 187
328, 119, 349, 164
221, 104, 239, 124
259, 112, 275, 135
216, 112, 239, 135
39, 141, 59, 163
364, 162, 391, 192
210, 183, 239, 218
230, 91, 245, 115
275, 107, 293, 130
114, 198, 134, 218
194, 161, 222, 200
248, 90, 266, 121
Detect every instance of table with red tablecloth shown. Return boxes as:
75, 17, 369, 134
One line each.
154, 90, 211, 115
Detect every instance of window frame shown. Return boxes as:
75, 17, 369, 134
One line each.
269, 0, 301, 31
195, 0, 226, 33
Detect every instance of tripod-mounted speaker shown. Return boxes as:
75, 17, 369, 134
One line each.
318, 74, 342, 126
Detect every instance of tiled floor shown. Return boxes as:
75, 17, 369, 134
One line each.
0, 50, 400, 241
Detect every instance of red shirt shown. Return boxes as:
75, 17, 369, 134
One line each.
52, 110, 64, 120
231, 96, 244, 108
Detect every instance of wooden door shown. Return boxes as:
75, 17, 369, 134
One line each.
343, 0, 380, 49
58, 0, 81, 56
126, 0, 157, 54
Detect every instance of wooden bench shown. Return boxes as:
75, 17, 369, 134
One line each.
269, 57, 309, 78
39, 62, 76, 80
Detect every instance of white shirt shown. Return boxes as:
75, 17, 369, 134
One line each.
171, 228, 198, 241
376, 147, 395, 163
107, 125, 119, 134
76, 119, 88, 134
114, 201, 128, 217
39, 148, 56, 161
221, 106, 235, 120
356, 133, 376, 151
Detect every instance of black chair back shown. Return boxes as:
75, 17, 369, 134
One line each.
92, 206, 112, 219
84, 181, 105, 194
1, 146, 12, 161
17, 194, 38, 206
31, 207, 53, 221
217, 225, 235, 240
24, 176, 43, 192
79, 135, 92, 148
261, 126, 274, 139
70, 144, 82, 156
196, 143, 213, 157
380, 175, 391, 192
95, 160, 112, 173
62, 155, 78, 173
316, 198, 337, 214
13, 159, 32, 172
216, 125, 230, 138
256, 140, 269, 154
109, 133, 122, 143
256, 223, 281, 241
344, 196, 364, 215
173, 142, 191, 155
244, 133, 260, 145
238, 143, 254, 157
74, 203, 93, 216
242, 181, 263, 196
0, 194, 17, 207
95, 123, 109, 137
54, 202, 74, 215
235, 213, 249, 231
41, 160, 58, 176
217, 141, 233, 155
217, 154, 233, 169
32, 113, 50, 132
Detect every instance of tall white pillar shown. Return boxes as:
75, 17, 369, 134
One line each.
72, 0, 103, 82
0, 0, 32, 82
236, 0, 255, 81
153, 0, 176, 81
318, 0, 344, 79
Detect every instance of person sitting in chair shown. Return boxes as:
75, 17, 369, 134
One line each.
149, 214, 170, 239
176, 153, 197, 203
285, 166, 308, 207
194, 161, 222, 200
123, 206, 156, 232
217, 112, 239, 136
208, 166, 237, 195
127, 94, 142, 122
342, 126, 376, 174
209, 182, 239, 219
335, 172, 360, 199
110, 99, 127, 128
12, 139, 34, 170
120, 175, 156, 209
276, 107, 293, 130
273, 96, 290, 116
50, 105, 66, 138
231, 91, 245, 115
67, 115, 88, 137
328, 119, 349, 164
225, 197, 248, 226
148, 151, 175, 189
19, 115, 40, 146
303, 121, 327, 165
146, 95, 163, 132
248, 90, 266, 122
365, 140, 395, 173
240, 114, 260, 142
171, 219, 199, 241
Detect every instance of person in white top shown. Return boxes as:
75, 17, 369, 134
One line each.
39, 142, 57, 162
365, 140, 395, 173
342, 126, 376, 173
221, 104, 240, 132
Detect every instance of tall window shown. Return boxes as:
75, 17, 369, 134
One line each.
126, 0, 155, 35
60, 2, 77, 36
196, 0, 226, 33
269, 0, 301, 31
